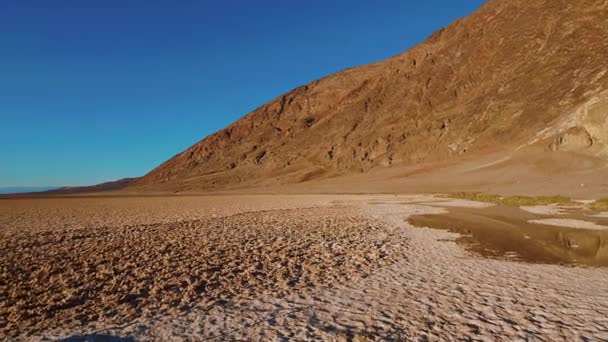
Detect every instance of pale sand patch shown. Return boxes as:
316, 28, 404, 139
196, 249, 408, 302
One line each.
529, 218, 608, 230
464, 155, 511, 172
422, 199, 494, 208
590, 212, 608, 218
366, 194, 438, 206
520, 205, 566, 215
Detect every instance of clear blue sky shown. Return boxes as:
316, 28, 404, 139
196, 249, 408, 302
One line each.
0, 0, 485, 187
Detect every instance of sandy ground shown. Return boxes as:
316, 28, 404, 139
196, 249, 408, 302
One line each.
2, 195, 608, 341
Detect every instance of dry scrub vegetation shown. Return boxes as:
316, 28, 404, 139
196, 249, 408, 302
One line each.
591, 198, 608, 211
441, 192, 576, 206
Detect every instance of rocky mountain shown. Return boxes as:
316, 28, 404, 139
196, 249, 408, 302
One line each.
131, 0, 608, 195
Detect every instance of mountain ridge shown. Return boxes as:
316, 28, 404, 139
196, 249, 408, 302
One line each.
130, 0, 608, 195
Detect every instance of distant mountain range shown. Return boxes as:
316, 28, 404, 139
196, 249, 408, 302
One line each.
0, 178, 137, 195
45, 178, 137, 194
0, 186, 59, 194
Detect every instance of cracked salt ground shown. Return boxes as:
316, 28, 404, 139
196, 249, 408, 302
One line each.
49, 200, 608, 341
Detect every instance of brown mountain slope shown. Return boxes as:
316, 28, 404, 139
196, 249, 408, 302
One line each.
131, 0, 608, 195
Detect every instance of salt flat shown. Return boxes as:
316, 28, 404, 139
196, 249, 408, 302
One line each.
1, 195, 607, 341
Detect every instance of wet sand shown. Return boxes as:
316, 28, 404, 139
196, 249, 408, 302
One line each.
409, 204, 608, 267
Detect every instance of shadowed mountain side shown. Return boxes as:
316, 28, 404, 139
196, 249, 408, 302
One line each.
0, 178, 138, 198
0, 186, 59, 195
129, 0, 608, 194
47, 178, 138, 194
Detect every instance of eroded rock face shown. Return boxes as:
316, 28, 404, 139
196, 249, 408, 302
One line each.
550, 127, 594, 151
132, 0, 608, 192
581, 93, 608, 148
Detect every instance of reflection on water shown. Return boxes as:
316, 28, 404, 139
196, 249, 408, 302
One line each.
408, 205, 608, 267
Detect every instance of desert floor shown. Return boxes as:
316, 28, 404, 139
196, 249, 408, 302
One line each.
1, 194, 608, 341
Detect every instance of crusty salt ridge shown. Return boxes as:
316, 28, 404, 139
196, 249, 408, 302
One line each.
1, 196, 401, 338
27, 195, 608, 341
